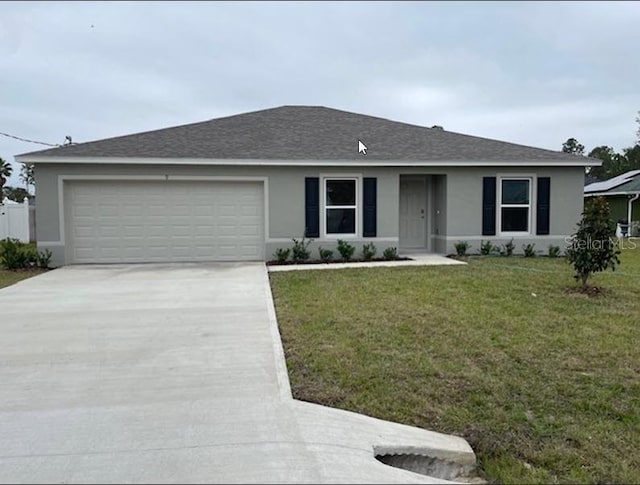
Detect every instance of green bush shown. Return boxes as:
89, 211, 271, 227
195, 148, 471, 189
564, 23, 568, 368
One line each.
291, 237, 312, 263
454, 241, 470, 256
523, 243, 537, 258
499, 239, 515, 257
480, 240, 494, 255
362, 242, 377, 261
274, 248, 291, 263
336, 239, 356, 262
318, 247, 333, 262
382, 247, 399, 260
548, 245, 561, 258
0, 238, 34, 269
36, 249, 52, 269
566, 196, 620, 288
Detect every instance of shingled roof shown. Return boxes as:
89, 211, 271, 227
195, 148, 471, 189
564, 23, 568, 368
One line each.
17, 106, 590, 163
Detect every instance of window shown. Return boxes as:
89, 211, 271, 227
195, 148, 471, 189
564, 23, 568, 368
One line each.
325, 178, 357, 235
500, 178, 531, 233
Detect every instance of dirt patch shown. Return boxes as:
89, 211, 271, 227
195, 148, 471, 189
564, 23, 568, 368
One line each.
564, 285, 607, 297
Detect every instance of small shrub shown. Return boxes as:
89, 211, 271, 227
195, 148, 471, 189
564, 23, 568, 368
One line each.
499, 239, 515, 257
480, 240, 494, 255
291, 236, 312, 263
383, 247, 399, 260
548, 245, 561, 258
318, 247, 333, 262
523, 243, 536, 257
36, 249, 53, 268
1, 238, 31, 269
274, 248, 291, 263
362, 242, 377, 261
566, 196, 621, 288
336, 239, 356, 261
454, 241, 470, 256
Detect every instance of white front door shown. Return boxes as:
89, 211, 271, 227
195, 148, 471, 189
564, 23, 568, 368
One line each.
399, 178, 427, 248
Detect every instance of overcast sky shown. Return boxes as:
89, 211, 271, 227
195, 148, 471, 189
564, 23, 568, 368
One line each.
2, 1, 639, 187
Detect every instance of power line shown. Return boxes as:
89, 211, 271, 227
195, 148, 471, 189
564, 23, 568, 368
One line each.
0, 131, 61, 147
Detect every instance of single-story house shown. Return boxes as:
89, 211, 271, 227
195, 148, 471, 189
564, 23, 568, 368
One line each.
584, 170, 640, 237
16, 106, 596, 266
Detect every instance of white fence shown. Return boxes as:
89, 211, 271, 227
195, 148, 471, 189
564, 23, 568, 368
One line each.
0, 197, 30, 243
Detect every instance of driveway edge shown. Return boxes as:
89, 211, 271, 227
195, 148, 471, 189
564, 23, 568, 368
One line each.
262, 264, 293, 401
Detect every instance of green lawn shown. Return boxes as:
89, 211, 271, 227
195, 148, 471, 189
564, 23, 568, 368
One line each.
0, 267, 46, 289
270, 247, 640, 484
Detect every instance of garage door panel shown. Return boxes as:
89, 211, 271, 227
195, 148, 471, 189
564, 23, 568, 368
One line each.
66, 181, 264, 263
147, 216, 168, 226
147, 226, 168, 237
193, 221, 215, 234
241, 225, 260, 237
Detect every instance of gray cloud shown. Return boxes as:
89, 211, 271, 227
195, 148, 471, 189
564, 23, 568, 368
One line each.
1, 1, 639, 187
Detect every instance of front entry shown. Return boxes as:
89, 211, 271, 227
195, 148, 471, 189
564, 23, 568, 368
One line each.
399, 177, 428, 249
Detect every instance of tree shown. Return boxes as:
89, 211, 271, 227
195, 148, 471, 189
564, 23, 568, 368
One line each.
562, 137, 585, 156
587, 146, 616, 180
566, 197, 620, 288
0, 158, 13, 201
622, 144, 640, 170
20, 163, 35, 193
2, 186, 30, 202
588, 146, 631, 180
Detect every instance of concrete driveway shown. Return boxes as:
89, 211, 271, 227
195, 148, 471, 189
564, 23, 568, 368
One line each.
0, 263, 475, 484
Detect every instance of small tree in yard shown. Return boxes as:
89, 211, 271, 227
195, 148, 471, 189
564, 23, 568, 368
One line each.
566, 197, 620, 288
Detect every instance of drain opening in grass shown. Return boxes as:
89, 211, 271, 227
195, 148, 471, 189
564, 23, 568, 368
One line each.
375, 452, 482, 483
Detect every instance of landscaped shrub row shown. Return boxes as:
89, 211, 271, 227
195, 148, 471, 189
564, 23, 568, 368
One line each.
272, 238, 402, 264
455, 238, 562, 258
0, 238, 52, 270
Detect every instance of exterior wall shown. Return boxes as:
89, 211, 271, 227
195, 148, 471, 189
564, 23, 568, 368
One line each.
602, 195, 640, 224
430, 175, 447, 253
591, 195, 640, 237
35, 162, 586, 265
444, 166, 584, 254
34, 163, 400, 266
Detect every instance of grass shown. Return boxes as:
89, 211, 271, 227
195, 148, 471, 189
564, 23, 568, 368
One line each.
0, 242, 47, 289
269, 247, 640, 484
0, 267, 46, 289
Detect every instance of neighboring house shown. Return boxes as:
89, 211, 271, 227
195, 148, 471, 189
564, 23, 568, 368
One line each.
16, 106, 596, 266
584, 170, 640, 237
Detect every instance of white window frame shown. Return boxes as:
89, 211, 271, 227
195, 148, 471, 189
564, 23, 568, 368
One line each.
498, 176, 533, 236
321, 176, 360, 238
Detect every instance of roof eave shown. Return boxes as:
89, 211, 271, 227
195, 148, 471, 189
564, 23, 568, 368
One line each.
15, 155, 598, 167
585, 191, 640, 197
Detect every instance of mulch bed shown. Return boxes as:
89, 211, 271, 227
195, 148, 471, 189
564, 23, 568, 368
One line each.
266, 257, 412, 266
564, 285, 607, 297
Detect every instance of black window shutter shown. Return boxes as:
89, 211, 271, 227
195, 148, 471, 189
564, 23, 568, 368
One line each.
482, 177, 497, 236
304, 177, 320, 238
536, 177, 551, 235
362, 177, 377, 237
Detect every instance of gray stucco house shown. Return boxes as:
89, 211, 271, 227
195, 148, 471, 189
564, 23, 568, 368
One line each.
16, 106, 595, 266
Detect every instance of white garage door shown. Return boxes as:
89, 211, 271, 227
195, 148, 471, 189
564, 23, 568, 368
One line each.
66, 180, 264, 263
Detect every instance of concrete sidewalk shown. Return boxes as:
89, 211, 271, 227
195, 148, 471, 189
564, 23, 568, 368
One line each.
268, 253, 466, 272
0, 263, 475, 483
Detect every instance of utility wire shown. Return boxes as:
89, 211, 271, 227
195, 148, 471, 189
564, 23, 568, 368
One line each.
0, 131, 62, 147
